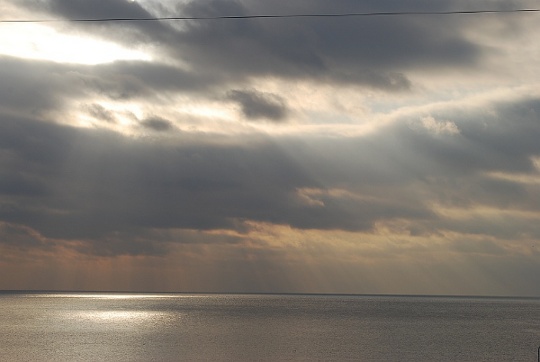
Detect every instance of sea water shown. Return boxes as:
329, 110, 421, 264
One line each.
1, 292, 540, 361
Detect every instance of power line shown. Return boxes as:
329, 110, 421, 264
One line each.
1, 8, 539, 23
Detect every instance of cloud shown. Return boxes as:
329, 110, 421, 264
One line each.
7, 0, 537, 128
16, 0, 495, 91
0, 112, 432, 247
418, 115, 460, 135
85, 104, 117, 123
228, 89, 288, 121
0, 55, 224, 127
171, 0, 482, 86
3, 0, 540, 294
139, 116, 174, 131
2, 93, 539, 250
0, 222, 50, 249
0, 115, 306, 241
21, 0, 173, 43
0, 56, 80, 116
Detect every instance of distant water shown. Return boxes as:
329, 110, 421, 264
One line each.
1, 293, 540, 361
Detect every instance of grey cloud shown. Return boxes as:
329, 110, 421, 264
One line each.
17, 0, 497, 91
74, 228, 247, 257
0, 56, 222, 118
315, 97, 540, 193
0, 113, 435, 249
86, 104, 117, 123
140, 116, 174, 131
21, 0, 174, 44
93, 61, 220, 94
0, 173, 47, 197
279, 96, 540, 231
43, 0, 151, 19
0, 115, 310, 241
2, 92, 540, 255
0, 222, 50, 250
449, 237, 507, 256
228, 89, 288, 121
176, 0, 478, 73
0, 56, 82, 116
444, 212, 540, 240
74, 230, 170, 257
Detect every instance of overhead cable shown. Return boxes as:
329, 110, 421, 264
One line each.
1, 8, 540, 23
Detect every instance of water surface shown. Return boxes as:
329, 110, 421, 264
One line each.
1, 293, 539, 361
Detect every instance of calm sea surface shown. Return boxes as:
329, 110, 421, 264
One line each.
1, 292, 540, 361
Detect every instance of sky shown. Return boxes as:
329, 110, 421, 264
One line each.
1, 0, 540, 295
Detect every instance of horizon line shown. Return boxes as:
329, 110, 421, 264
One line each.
1, 289, 539, 299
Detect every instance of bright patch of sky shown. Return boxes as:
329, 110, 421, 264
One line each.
0, 24, 151, 64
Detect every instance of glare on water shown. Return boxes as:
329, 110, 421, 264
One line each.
1, 293, 540, 362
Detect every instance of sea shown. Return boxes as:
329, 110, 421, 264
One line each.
1, 292, 540, 361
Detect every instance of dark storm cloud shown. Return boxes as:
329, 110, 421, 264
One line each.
228, 89, 288, 121
17, 0, 496, 90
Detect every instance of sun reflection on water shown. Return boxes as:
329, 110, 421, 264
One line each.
77, 310, 160, 322
30, 293, 183, 299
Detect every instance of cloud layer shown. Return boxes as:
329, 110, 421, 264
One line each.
1, 0, 540, 294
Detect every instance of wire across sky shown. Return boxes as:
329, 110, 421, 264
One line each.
1, 8, 539, 23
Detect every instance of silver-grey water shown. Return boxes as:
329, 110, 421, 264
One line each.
1, 293, 540, 361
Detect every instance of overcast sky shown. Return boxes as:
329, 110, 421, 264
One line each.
1, 0, 540, 295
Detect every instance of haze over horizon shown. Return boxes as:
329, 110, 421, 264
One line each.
1, 0, 540, 296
